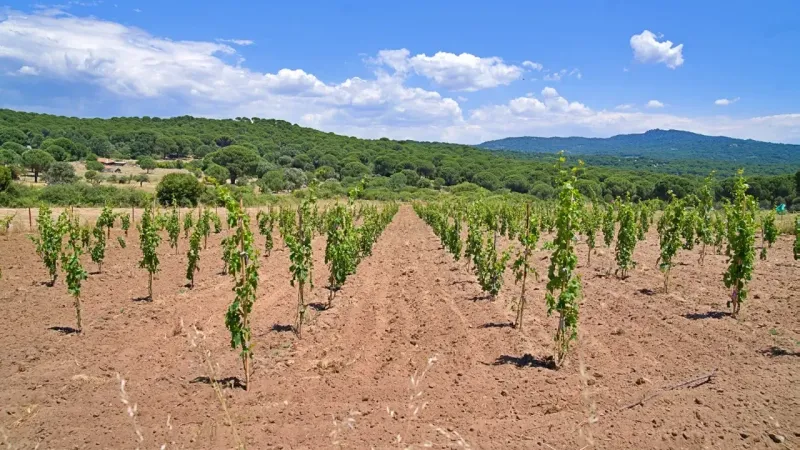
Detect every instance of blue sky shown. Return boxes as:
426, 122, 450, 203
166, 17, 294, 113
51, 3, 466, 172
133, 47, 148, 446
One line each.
1, 0, 799, 144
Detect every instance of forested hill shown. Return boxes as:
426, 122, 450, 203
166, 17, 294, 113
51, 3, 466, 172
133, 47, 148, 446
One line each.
478, 129, 800, 166
0, 109, 796, 208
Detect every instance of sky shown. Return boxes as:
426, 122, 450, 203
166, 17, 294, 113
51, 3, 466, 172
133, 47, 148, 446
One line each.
1, 0, 799, 144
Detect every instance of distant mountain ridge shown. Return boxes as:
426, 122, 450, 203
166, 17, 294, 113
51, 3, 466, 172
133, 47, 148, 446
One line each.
478, 129, 800, 165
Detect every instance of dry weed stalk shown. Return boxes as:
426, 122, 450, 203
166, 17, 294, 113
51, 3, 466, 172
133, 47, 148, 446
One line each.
186, 320, 246, 450
116, 373, 144, 448
384, 355, 471, 449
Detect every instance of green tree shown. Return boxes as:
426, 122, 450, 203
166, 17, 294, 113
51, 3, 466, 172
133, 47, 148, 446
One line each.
0, 127, 27, 146
22, 149, 55, 183
0, 148, 22, 166
44, 145, 69, 162
204, 163, 229, 184
137, 157, 157, 174
134, 173, 149, 186
259, 169, 286, 192
85, 170, 101, 185
44, 161, 77, 184
209, 145, 262, 184
156, 173, 202, 206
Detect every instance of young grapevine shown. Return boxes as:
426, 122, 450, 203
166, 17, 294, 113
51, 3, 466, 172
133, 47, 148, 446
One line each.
62, 216, 88, 333
137, 202, 161, 301
759, 211, 778, 260
545, 158, 583, 368
723, 170, 757, 318
90, 226, 106, 273
614, 196, 638, 279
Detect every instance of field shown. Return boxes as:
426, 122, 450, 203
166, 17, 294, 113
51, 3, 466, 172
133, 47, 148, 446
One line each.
0, 205, 798, 449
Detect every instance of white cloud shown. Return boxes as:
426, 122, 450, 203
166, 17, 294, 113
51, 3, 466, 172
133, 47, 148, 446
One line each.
522, 60, 543, 71
0, 9, 798, 145
630, 30, 684, 69
217, 39, 254, 46
646, 100, 664, 109
17, 65, 39, 75
375, 49, 523, 91
615, 103, 635, 111
133, 8, 141, 13
543, 68, 580, 81
714, 97, 740, 106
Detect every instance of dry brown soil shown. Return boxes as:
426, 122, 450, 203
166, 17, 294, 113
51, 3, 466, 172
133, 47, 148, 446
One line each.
0, 205, 798, 449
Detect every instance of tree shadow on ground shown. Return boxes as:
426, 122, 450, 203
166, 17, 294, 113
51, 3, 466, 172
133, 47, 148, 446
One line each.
48, 326, 80, 335
682, 311, 729, 320
491, 353, 556, 370
469, 294, 493, 302
638, 288, 656, 296
759, 346, 799, 357
189, 376, 246, 390
308, 302, 330, 312
132, 296, 152, 302
479, 322, 514, 329
271, 324, 294, 333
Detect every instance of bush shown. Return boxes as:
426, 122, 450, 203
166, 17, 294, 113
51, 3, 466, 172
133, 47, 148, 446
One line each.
258, 169, 285, 193
156, 173, 203, 206
85, 160, 105, 172
0, 182, 149, 208
44, 162, 77, 184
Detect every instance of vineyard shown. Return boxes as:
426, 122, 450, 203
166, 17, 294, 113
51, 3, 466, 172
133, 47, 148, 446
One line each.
0, 173, 798, 449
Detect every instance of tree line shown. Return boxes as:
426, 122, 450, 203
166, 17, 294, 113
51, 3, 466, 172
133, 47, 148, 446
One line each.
1, 109, 797, 208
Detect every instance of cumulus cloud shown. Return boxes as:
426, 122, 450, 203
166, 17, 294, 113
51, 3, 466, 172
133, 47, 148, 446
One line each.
0, 10, 462, 132
0, 9, 798, 145
646, 100, 664, 109
715, 97, 740, 106
615, 104, 635, 111
522, 60, 543, 71
217, 39, 254, 46
375, 49, 523, 91
630, 30, 684, 69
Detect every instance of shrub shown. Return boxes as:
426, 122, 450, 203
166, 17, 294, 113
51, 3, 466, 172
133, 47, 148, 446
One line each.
85, 160, 105, 172
156, 173, 202, 206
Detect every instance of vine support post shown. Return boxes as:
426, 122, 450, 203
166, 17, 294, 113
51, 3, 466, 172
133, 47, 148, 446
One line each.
28, 207, 32, 231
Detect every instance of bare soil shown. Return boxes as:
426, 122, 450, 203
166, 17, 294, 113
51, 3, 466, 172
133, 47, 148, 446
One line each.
0, 206, 797, 449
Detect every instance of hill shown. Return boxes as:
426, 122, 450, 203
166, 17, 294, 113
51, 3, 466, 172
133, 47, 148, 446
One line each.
0, 109, 796, 208
478, 129, 800, 166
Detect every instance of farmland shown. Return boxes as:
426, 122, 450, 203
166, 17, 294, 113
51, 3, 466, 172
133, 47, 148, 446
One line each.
0, 198, 797, 449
